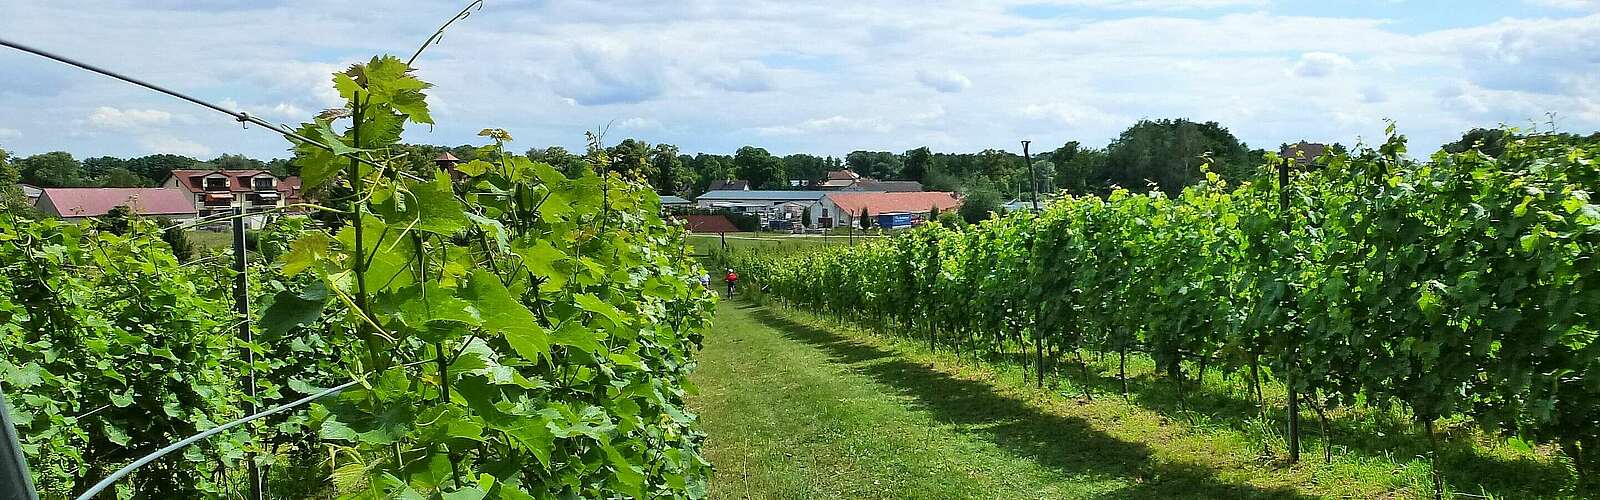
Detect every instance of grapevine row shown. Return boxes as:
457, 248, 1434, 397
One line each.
732, 130, 1600, 488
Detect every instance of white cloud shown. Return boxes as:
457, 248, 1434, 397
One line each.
1523, 0, 1600, 9
86, 107, 174, 129
915, 69, 973, 93
1290, 52, 1354, 78
755, 115, 893, 136
615, 117, 663, 130
139, 136, 212, 157
1026, 0, 1269, 10
0, 128, 20, 140
0, 1, 1595, 161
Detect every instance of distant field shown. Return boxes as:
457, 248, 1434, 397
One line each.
186, 230, 232, 250
686, 233, 856, 254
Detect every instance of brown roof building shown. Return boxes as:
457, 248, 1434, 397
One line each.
34, 187, 197, 220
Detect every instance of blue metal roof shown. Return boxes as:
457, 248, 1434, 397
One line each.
659, 195, 692, 205
695, 190, 828, 201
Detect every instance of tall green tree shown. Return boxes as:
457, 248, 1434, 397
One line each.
902, 147, 932, 183
649, 143, 687, 194
607, 138, 655, 181
17, 151, 86, 187
734, 146, 784, 189
845, 150, 902, 180
0, 147, 25, 209
1103, 118, 1252, 196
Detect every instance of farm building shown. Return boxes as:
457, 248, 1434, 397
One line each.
18, 184, 42, 205
809, 191, 961, 229
33, 187, 197, 222
659, 194, 692, 207
696, 190, 827, 228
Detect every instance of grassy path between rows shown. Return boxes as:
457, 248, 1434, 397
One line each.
687, 302, 1333, 499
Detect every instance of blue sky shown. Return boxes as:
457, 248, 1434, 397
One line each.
0, 0, 1596, 161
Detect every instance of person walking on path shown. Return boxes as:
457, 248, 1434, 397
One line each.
724, 268, 738, 298
698, 272, 711, 290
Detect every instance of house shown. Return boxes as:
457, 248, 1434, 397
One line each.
18, 184, 41, 206
34, 187, 197, 222
810, 191, 961, 229
816, 170, 861, 190
707, 179, 750, 191
1281, 141, 1329, 168
160, 169, 303, 228
844, 180, 923, 192
695, 190, 828, 228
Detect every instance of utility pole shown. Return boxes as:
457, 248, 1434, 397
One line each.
1022, 140, 1039, 211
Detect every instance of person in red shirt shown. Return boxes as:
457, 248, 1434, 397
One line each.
724, 269, 738, 297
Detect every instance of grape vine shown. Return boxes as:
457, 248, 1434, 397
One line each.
732, 129, 1600, 493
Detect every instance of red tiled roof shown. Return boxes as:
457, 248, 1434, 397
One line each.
677, 214, 741, 233
825, 170, 859, 181
37, 188, 195, 218
826, 191, 961, 216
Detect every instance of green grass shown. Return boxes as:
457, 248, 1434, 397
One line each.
185, 230, 232, 250
688, 301, 1586, 499
687, 233, 843, 253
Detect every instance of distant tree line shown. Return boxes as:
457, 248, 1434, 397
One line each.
6, 121, 1592, 206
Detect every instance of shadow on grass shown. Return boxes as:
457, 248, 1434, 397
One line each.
750, 308, 1315, 500
758, 307, 1580, 498
1033, 355, 1577, 498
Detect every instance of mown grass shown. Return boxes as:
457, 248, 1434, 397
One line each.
185, 229, 232, 250
690, 300, 1589, 499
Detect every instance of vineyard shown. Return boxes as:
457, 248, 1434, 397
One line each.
730, 130, 1600, 497
1, 51, 715, 498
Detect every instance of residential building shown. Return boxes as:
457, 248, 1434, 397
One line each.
1281, 141, 1329, 168
810, 191, 961, 229
34, 187, 197, 222
160, 169, 304, 228
816, 170, 861, 190
659, 195, 693, 207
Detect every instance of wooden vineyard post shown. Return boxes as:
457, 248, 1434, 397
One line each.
1280, 157, 1301, 464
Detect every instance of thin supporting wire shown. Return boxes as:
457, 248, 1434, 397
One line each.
72, 380, 360, 500
0, 38, 403, 177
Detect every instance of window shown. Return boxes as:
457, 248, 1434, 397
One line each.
203, 177, 228, 191
821, 208, 829, 217
253, 177, 275, 191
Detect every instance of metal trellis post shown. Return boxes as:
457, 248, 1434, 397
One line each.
0, 386, 40, 500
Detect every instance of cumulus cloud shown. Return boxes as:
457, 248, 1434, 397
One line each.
755, 115, 893, 135
915, 69, 973, 93
700, 61, 775, 93
1028, 0, 1269, 10
0, 1, 1596, 160
139, 136, 212, 157
1523, 0, 1600, 9
549, 41, 670, 106
615, 117, 663, 130
1360, 86, 1389, 103
87, 107, 175, 129
1290, 52, 1354, 78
